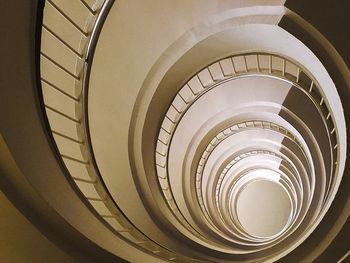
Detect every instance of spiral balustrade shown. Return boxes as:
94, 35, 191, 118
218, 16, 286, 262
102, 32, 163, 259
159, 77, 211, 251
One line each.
40, 0, 192, 261
154, 53, 344, 261
38, 0, 348, 262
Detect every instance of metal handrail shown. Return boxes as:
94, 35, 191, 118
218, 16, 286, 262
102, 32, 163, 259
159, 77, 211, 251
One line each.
40, 1, 193, 261
154, 52, 340, 245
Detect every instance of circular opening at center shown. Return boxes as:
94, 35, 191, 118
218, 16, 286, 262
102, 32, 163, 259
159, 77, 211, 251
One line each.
235, 179, 292, 238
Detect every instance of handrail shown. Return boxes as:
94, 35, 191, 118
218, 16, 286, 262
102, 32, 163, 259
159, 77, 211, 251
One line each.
84, 0, 114, 65
39, 1, 195, 261
154, 52, 340, 249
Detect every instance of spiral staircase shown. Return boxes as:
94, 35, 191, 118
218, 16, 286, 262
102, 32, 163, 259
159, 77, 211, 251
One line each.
0, 0, 349, 262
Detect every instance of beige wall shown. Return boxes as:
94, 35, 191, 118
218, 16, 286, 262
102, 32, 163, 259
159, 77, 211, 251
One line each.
0, 191, 75, 263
